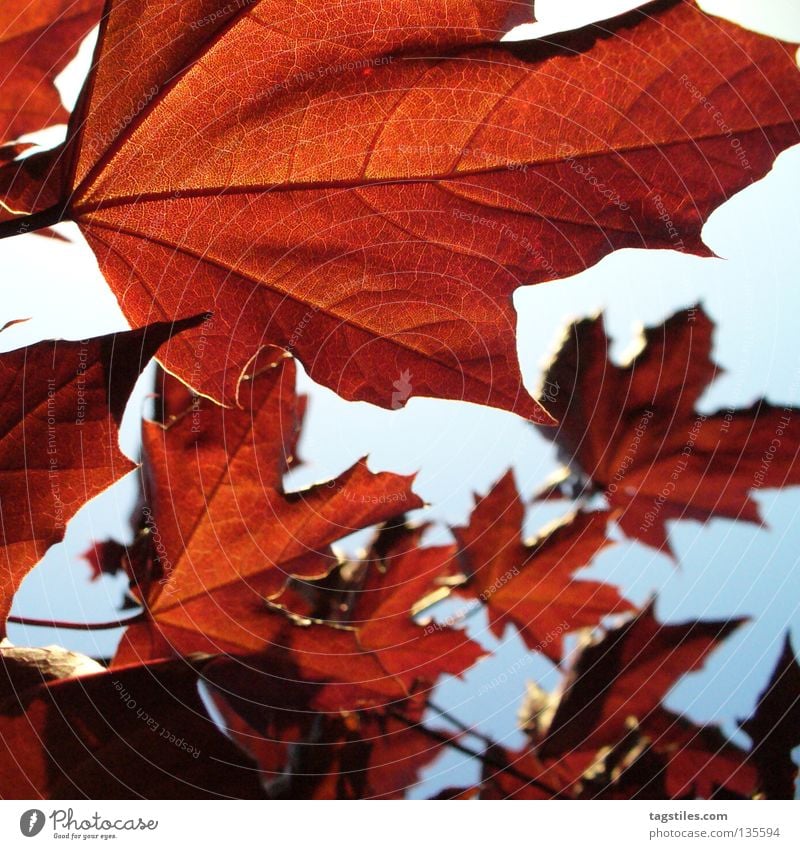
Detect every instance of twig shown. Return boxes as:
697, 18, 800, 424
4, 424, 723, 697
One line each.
426, 699, 494, 747
6, 612, 144, 630
389, 709, 556, 797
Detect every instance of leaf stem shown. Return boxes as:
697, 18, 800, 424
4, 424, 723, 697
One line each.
6, 612, 144, 630
0, 204, 65, 240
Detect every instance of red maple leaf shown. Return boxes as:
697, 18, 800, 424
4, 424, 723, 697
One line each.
0, 318, 199, 635
114, 355, 426, 664
0, 1, 797, 420
480, 607, 756, 799
537, 604, 746, 759
453, 470, 632, 660
534, 306, 800, 554
0, 1, 103, 146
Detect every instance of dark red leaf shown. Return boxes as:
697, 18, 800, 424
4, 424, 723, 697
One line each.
537, 604, 746, 760
0, 1, 104, 145
535, 307, 800, 554
0, 317, 201, 635
741, 634, 800, 799
0, 658, 266, 799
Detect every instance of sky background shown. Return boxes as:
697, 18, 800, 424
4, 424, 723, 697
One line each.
1, 0, 799, 798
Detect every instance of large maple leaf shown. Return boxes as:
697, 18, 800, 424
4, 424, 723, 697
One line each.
113, 354, 428, 662
0, 319, 198, 636
0, 0, 103, 147
534, 306, 800, 554
453, 470, 632, 660
110, 356, 481, 696
1, 0, 798, 419
113, 375, 483, 697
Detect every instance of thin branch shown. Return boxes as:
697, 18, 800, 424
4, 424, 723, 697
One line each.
6, 612, 145, 631
426, 699, 495, 747
389, 709, 556, 797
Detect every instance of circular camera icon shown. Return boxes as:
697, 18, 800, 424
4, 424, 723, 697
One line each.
19, 810, 46, 837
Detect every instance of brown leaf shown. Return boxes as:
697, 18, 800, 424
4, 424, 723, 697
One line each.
114, 356, 424, 661
0, 658, 266, 799
0, 1, 104, 145
741, 634, 800, 799
0, 317, 202, 635
535, 306, 800, 554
